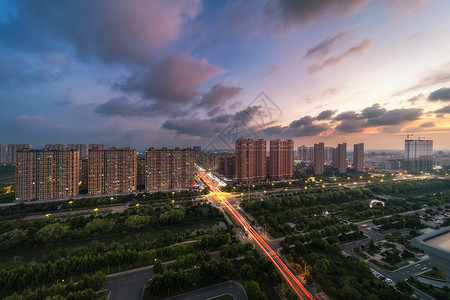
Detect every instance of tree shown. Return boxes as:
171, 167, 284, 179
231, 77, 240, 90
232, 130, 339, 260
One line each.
240, 264, 254, 281
219, 258, 233, 278
245, 281, 268, 300
314, 258, 330, 275
34, 223, 68, 244
154, 260, 164, 275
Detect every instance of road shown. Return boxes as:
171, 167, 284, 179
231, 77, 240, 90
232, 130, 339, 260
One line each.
104, 251, 222, 300
341, 239, 433, 281
104, 266, 154, 300
199, 172, 316, 300
166, 281, 247, 300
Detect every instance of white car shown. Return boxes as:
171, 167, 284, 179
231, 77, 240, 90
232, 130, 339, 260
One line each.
384, 278, 393, 284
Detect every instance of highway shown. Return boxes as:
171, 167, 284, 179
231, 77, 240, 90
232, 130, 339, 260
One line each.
199, 172, 315, 300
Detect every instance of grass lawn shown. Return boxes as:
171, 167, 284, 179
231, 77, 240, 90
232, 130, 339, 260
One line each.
422, 268, 447, 280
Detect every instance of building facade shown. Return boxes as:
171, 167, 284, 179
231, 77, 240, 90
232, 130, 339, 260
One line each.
45, 144, 66, 151
145, 147, 194, 190
68, 144, 87, 158
88, 144, 104, 150
314, 142, 324, 175
269, 139, 293, 180
404, 139, 433, 173
219, 154, 236, 178
353, 143, 364, 172
332, 143, 347, 173
0, 144, 6, 163
235, 138, 267, 183
88, 147, 137, 195
15, 148, 79, 201
7, 144, 32, 163
137, 156, 146, 187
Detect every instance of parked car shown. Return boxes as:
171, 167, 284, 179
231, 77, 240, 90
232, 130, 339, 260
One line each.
384, 278, 393, 284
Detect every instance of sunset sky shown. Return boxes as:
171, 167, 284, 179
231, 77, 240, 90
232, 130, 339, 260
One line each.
1, 0, 450, 150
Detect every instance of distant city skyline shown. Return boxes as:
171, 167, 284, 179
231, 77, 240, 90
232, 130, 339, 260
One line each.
1, 1, 450, 149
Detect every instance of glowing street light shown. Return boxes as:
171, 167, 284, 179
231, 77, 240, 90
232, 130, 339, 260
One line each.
45, 213, 51, 218
94, 208, 99, 214
136, 203, 140, 207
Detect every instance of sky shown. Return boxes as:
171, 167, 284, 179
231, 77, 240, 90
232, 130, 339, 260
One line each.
1, 0, 450, 151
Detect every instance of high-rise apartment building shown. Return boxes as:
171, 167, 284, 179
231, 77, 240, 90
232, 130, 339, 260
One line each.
137, 156, 146, 187
45, 144, 65, 151
404, 139, 433, 173
193, 146, 201, 163
353, 143, 364, 172
219, 154, 236, 178
15, 148, 79, 201
68, 144, 87, 158
332, 148, 338, 169
324, 147, 333, 163
314, 142, 325, 175
0, 144, 6, 163
145, 147, 194, 190
235, 139, 267, 183
199, 152, 222, 171
88, 144, 104, 150
7, 144, 32, 163
88, 147, 137, 195
308, 147, 314, 161
337, 143, 347, 174
80, 158, 88, 191
269, 139, 293, 180
298, 146, 307, 161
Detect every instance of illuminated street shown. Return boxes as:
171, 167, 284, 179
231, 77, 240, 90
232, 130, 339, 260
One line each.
199, 171, 315, 300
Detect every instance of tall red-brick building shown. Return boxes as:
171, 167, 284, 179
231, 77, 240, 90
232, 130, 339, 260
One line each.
268, 139, 294, 180
88, 147, 137, 195
235, 138, 266, 183
15, 148, 79, 201
145, 147, 194, 190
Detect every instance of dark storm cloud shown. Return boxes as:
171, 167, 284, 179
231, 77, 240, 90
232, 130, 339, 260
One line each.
309, 39, 372, 74
334, 111, 361, 121
315, 109, 336, 120
334, 104, 423, 133
263, 0, 369, 32
428, 87, 450, 101
0, 0, 201, 65
289, 116, 314, 127
162, 118, 222, 136
112, 53, 224, 114
435, 105, 450, 114
93, 97, 157, 117
334, 119, 365, 133
262, 123, 329, 138
114, 53, 223, 102
365, 108, 422, 126
162, 106, 264, 137
361, 103, 387, 119
199, 83, 243, 108
304, 31, 353, 59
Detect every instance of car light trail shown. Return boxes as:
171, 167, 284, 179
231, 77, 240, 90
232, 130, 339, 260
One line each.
199, 173, 314, 300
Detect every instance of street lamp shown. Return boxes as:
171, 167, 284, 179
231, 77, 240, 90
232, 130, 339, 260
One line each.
45, 213, 51, 218
94, 208, 98, 214
136, 203, 140, 207
110, 197, 113, 207
68, 201, 73, 210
